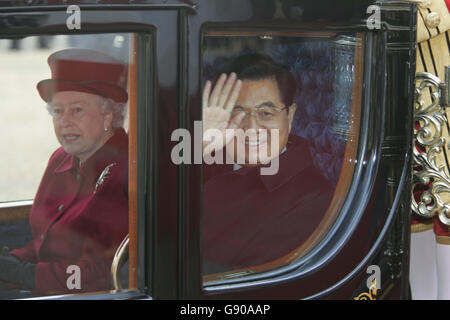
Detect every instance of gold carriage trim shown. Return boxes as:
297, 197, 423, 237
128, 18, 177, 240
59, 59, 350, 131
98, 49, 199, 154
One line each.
353, 279, 378, 300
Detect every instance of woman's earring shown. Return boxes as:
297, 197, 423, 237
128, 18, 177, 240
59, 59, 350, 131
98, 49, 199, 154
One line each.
104, 127, 108, 132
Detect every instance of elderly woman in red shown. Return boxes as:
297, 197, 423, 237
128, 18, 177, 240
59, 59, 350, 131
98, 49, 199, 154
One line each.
0, 49, 129, 297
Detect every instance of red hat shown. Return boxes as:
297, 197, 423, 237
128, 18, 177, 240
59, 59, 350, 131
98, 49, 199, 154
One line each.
37, 49, 128, 103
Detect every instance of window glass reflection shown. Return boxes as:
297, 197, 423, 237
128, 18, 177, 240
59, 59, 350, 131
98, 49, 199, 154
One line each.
0, 34, 132, 298
202, 32, 362, 279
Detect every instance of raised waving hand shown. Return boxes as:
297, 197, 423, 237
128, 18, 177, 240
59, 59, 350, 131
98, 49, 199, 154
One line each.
202, 72, 245, 157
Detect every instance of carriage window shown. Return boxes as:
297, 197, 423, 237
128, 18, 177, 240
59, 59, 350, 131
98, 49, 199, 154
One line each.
201, 31, 364, 281
0, 33, 138, 299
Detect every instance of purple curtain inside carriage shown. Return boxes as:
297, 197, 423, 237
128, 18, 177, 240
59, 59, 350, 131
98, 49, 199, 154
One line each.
202, 35, 356, 187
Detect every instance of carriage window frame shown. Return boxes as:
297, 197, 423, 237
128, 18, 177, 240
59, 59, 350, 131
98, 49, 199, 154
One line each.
199, 26, 379, 293
0, 26, 156, 300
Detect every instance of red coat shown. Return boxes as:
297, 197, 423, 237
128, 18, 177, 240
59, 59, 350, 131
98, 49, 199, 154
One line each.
11, 129, 129, 296
202, 135, 334, 273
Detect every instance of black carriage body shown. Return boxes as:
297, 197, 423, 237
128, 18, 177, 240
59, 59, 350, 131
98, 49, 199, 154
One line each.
0, 0, 416, 300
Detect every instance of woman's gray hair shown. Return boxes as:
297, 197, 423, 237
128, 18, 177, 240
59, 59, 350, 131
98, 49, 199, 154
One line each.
46, 94, 128, 130
100, 97, 127, 130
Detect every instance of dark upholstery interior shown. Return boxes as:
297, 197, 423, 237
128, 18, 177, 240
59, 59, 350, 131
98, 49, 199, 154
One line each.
0, 221, 32, 250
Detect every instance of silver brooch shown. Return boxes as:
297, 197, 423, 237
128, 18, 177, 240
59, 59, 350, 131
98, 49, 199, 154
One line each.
94, 163, 117, 194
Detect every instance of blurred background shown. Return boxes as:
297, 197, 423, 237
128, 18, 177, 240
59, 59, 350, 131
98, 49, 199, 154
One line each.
0, 34, 130, 202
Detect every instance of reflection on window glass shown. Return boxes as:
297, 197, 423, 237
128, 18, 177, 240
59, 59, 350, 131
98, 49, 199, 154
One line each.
0, 34, 132, 299
202, 31, 363, 280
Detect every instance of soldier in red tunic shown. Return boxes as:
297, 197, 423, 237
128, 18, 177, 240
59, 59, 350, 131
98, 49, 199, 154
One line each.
0, 49, 129, 297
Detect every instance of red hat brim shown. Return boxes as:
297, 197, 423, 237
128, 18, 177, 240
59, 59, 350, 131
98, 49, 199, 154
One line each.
37, 79, 128, 104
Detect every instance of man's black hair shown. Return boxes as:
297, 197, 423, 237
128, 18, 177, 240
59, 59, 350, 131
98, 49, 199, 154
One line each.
224, 53, 297, 107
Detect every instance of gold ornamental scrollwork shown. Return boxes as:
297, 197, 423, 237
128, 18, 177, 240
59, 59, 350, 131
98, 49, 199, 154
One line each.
353, 279, 377, 300
412, 72, 450, 225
